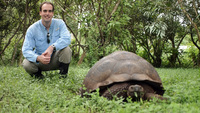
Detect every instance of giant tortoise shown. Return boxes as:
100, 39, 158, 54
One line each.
81, 51, 167, 101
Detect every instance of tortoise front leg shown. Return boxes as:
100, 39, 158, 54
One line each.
101, 82, 130, 100
144, 93, 168, 101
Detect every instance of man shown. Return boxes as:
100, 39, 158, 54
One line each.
22, 1, 72, 78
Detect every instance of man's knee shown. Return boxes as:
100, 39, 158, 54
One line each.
63, 46, 72, 57
59, 46, 72, 63
22, 59, 38, 74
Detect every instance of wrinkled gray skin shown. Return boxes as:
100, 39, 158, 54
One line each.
81, 51, 167, 101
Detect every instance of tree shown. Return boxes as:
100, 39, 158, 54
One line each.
0, 0, 40, 65
178, 0, 200, 66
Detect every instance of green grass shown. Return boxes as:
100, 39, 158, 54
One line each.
0, 66, 200, 113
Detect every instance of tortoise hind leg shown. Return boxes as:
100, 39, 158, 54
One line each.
144, 93, 168, 101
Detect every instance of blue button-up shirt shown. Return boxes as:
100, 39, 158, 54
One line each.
22, 18, 71, 62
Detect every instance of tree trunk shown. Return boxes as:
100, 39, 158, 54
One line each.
197, 51, 200, 66
78, 51, 86, 65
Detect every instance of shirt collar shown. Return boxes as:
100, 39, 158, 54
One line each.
39, 19, 54, 30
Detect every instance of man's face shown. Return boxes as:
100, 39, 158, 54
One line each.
40, 4, 54, 23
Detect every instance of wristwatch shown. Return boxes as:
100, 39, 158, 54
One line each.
51, 45, 56, 51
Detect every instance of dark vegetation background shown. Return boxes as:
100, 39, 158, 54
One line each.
0, 0, 200, 68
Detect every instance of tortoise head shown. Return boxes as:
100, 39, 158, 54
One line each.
127, 84, 145, 100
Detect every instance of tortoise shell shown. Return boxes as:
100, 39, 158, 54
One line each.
82, 51, 165, 95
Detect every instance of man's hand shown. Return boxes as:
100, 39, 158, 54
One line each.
36, 46, 54, 64
43, 45, 54, 57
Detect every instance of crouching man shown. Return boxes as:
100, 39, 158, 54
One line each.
22, 2, 72, 78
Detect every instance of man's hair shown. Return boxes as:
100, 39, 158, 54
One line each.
40, 1, 54, 12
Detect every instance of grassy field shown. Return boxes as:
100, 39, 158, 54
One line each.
0, 65, 200, 113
